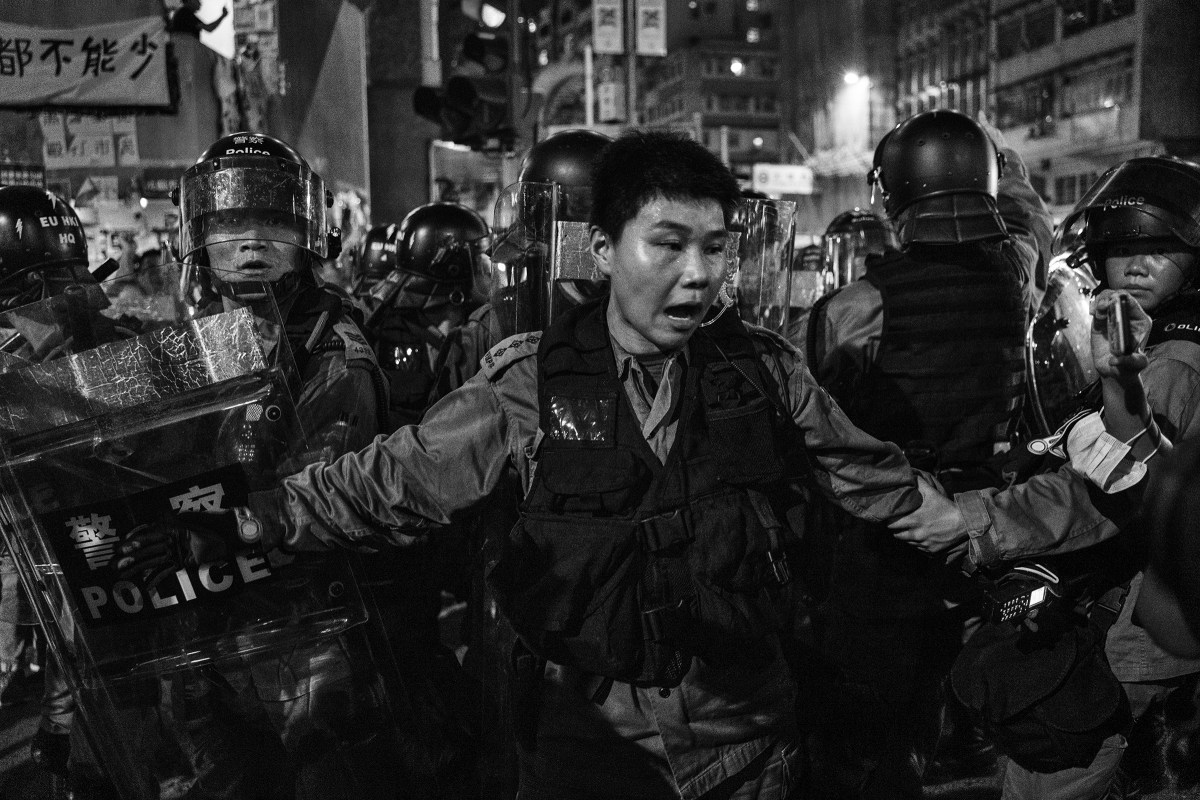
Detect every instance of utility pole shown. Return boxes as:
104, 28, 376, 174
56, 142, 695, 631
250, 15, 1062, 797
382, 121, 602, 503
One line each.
625, 0, 637, 125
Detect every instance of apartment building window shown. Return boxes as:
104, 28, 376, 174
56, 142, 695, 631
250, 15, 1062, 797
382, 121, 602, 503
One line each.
1026, 4, 1056, 49
746, 28, 761, 43
1030, 173, 1049, 203
1055, 175, 1078, 205
1062, 0, 1135, 37
1063, 51, 1133, 115
759, 59, 777, 79
997, 2, 1056, 59
996, 76, 1054, 129
746, 0, 759, 9
997, 13, 1024, 59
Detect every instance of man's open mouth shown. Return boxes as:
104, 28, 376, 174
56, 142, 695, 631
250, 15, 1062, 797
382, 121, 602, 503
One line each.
238, 260, 271, 271
664, 302, 703, 321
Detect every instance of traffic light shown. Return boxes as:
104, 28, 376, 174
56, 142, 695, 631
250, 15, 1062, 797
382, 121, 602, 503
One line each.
413, 75, 513, 151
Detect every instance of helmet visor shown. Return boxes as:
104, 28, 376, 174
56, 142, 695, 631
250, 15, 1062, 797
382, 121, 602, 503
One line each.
487, 182, 558, 335
178, 159, 329, 260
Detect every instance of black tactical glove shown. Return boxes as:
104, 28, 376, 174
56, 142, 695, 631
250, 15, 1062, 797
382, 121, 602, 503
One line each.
115, 512, 232, 589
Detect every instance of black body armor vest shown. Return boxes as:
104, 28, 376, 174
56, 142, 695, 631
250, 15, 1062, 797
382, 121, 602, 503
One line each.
371, 314, 459, 428
854, 248, 1026, 470
487, 301, 801, 687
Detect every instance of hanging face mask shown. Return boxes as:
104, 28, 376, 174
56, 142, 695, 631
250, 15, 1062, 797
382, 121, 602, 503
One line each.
1061, 411, 1166, 493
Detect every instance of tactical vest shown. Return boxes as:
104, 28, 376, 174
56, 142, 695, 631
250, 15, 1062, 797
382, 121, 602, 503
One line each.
282, 285, 389, 435
487, 300, 801, 688
1148, 298, 1200, 350
853, 249, 1026, 470
370, 314, 459, 429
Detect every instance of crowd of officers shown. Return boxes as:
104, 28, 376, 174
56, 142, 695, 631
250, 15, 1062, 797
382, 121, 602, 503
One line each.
0, 110, 1198, 800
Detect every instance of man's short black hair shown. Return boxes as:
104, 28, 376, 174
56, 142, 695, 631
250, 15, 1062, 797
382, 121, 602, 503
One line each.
590, 130, 740, 241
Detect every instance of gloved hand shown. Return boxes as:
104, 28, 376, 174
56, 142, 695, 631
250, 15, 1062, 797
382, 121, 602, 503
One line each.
114, 512, 232, 589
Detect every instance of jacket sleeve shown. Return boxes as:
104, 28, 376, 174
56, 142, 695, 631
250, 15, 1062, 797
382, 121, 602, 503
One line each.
955, 345, 1200, 571
765, 343, 921, 523
997, 146, 1054, 299
272, 369, 518, 552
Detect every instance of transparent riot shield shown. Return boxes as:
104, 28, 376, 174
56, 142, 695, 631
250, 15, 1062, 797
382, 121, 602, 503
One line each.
1026, 256, 1100, 435
489, 181, 558, 337
0, 264, 398, 798
733, 198, 796, 334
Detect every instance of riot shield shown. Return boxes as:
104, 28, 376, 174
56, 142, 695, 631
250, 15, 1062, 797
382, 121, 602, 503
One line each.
733, 198, 796, 334
0, 263, 397, 798
1025, 257, 1100, 435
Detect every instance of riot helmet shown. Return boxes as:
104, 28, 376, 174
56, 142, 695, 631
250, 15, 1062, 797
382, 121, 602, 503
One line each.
518, 129, 612, 222
490, 129, 613, 334
176, 132, 339, 303
822, 208, 898, 288
357, 223, 400, 288
0, 185, 96, 309
368, 202, 488, 312
1057, 156, 1200, 291
868, 110, 1007, 245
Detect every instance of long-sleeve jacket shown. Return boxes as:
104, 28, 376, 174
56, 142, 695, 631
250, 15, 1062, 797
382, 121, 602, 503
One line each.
264, 324, 921, 799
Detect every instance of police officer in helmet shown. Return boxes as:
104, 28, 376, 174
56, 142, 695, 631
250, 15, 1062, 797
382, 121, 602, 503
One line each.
0, 185, 110, 314
0, 186, 129, 784
487, 128, 613, 339
111, 131, 398, 797
821, 207, 898, 290
800, 109, 1052, 797
364, 200, 489, 430
352, 222, 400, 299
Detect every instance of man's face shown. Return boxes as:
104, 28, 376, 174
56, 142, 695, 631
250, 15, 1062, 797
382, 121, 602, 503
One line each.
205, 222, 305, 289
592, 196, 729, 355
1103, 241, 1197, 313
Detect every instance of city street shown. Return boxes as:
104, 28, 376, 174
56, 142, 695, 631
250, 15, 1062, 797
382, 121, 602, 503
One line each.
0, 663, 1006, 800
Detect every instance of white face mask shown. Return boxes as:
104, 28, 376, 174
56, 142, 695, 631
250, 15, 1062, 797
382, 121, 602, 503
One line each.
1061, 411, 1162, 493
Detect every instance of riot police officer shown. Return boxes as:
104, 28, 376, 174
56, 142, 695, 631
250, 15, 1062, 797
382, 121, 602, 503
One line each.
487, 128, 613, 340
0, 186, 124, 785
800, 109, 1053, 797
107, 131, 403, 798
820, 207, 898, 291
352, 222, 400, 300
363, 201, 490, 430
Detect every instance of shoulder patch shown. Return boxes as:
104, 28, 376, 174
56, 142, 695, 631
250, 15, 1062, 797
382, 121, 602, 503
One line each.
480, 331, 542, 379
330, 319, 378, 364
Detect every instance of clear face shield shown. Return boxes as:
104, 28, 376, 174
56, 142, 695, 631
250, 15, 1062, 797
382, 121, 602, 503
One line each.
731, 199, 796, 333
177, 157, 334, 302
823, 229, 870, 290
489, 181, 567, 336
